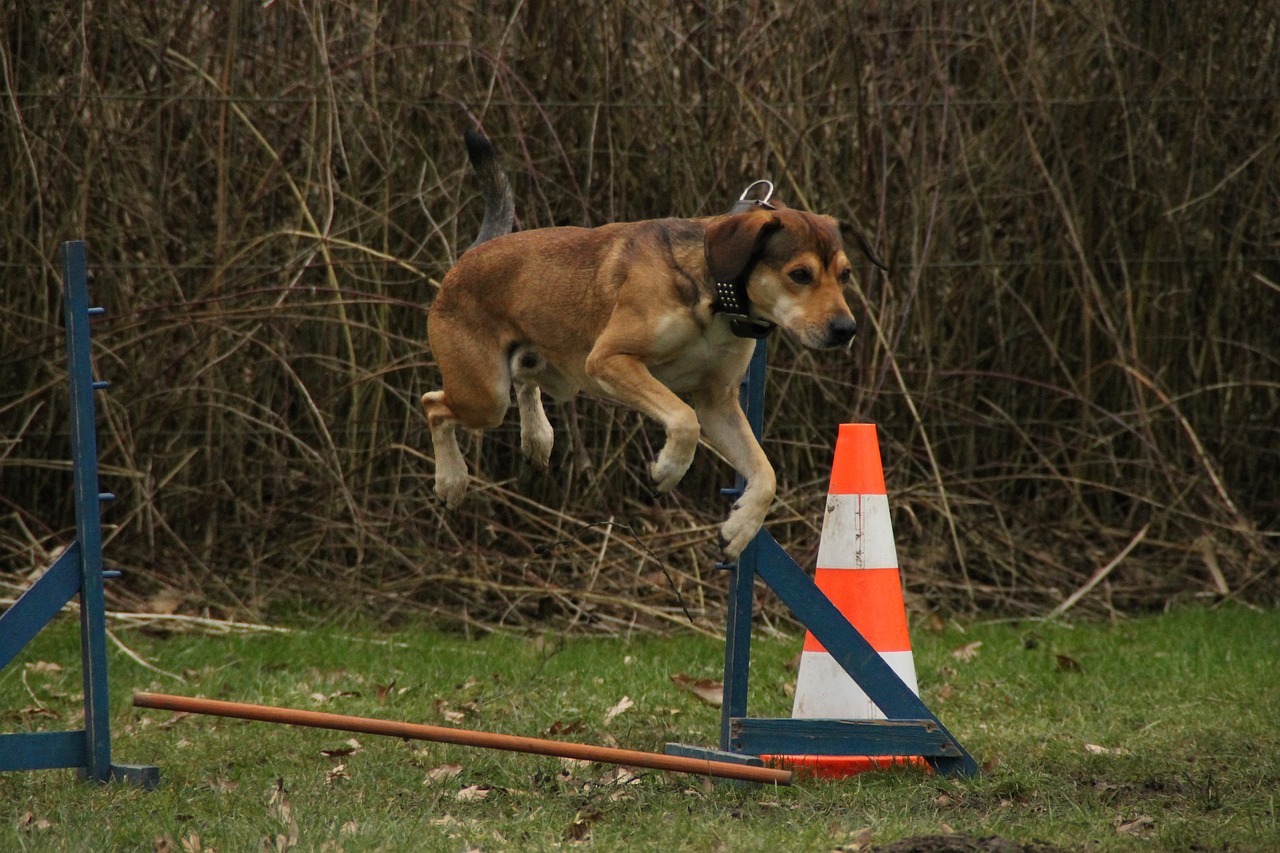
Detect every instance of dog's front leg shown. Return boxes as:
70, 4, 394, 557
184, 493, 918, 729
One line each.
584, 352, 700, 494
693, 386, 777, 558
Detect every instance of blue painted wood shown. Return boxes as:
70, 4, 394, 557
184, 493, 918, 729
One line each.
751, 530, 979, 777
0, 546, 81, 672
684, 297, 979, 777
719, 550, 755, 751
0, 731, 86, 772
62, 240, 115, 783
665, 742, 764, 767
0, 242, 157, 786
717, 339, 768, 750
730, 717, 963, 758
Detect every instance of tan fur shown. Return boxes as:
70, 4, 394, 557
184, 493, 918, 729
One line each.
422, 208, 858, 557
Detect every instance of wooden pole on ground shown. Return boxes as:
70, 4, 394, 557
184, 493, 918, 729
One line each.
133, 692, 791, 786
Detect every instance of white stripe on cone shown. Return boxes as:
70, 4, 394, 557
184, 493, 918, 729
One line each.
791, 491, 919, 720
791, 649, 919, 719
815, 494, 899, 570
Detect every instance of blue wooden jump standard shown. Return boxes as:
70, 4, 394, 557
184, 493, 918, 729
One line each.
666, 192, 978, 776
0, 241, 159, 787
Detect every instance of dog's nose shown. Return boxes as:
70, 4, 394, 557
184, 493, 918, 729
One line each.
826, 317, 857, 347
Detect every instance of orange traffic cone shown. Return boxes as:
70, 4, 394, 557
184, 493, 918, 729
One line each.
778, 423, 922, 778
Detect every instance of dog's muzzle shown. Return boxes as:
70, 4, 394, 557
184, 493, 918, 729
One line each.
824, 317, 857, 348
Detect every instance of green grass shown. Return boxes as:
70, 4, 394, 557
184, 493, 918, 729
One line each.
2, 606, 1278, 851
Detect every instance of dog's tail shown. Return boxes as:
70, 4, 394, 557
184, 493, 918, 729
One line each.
464, 129, 515, 249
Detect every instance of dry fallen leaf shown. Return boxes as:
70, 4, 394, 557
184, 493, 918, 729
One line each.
208, 776, 238, 794
158, 711, 191, 730
180, 832, 213, 853
605, 766, 641, 786
325, 763, 350, 785
833, 826, 874, 851
26, 661, 63, 674
603, 695, 634, 723
1085, 743, 1131, 756
1116, 815, 1155, 835
17, 812, 53, 832
546, 719, 586, 736
669, 673, 724, 706
375, 680, 396, 705
455, 784, 490, 802
1055, 653, 1083, 672
424, 763, 464, 784
435, 698, 466, 723
950, 640, 983, 661
565, 810, 601, 842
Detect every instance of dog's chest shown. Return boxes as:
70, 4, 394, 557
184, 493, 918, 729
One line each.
648, 325, 755, 393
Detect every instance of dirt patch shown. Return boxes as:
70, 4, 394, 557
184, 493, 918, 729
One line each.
870, 834, 1066, 853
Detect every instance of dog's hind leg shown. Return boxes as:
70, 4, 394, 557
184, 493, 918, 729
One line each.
511, 345, 572, 470
515, 382, 553, 469
421, 391, 470, 506
510, 345, 553, 468
422, 324, 513, 506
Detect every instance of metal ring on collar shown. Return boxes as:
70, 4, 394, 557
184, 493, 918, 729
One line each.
737, 179, 775, 208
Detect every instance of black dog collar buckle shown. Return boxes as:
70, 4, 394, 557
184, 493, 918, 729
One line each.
727, 315, 777, 338
715, 279, 775, 338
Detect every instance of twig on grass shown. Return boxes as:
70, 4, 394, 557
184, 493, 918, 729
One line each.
107, 629, 186, 682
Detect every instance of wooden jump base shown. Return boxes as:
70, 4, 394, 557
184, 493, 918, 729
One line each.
132, 692, 792, 786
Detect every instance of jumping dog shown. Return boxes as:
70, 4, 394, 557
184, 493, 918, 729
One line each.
423, 131, 877, 557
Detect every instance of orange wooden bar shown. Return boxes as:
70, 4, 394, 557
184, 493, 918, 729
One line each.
133, 692, 790, 786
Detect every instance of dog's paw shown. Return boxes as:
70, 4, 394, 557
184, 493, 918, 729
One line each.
434, 473, 468, 508
650, 446, 694, 494
719, 502, 768, 558
520, 425, 553, 469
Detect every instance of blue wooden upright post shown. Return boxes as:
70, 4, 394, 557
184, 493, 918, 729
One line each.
717, 339, 768, 751
64, 240, 114, 780
0, 241, 158, 787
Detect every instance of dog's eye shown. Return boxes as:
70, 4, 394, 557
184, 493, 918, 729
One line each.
788, 268, 814, 285
838, 268, 853, 284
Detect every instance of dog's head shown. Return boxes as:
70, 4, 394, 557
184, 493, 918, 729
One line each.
705, 208, 865, 349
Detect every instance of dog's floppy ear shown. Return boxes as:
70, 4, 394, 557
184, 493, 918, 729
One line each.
705, 211, 782, 283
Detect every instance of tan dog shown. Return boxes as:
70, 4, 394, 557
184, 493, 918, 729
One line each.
423, 132, 871, 557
